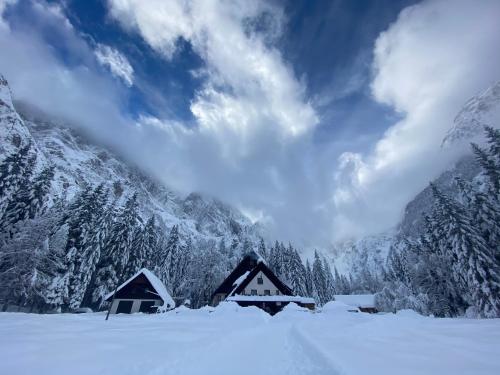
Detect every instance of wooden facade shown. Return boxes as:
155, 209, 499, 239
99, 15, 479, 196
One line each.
105, 269, 174, 314
211, 251, 315, 315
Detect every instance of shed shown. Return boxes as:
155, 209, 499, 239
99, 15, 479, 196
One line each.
334, 294, 378, 313
105, 268, 175, 314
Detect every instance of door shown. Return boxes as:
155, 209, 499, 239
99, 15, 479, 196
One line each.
116, 300, 133, 314
139, 301, 156, 313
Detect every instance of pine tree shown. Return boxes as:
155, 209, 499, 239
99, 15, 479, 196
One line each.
158, 225, 191, 299
1, 165, 54, 237
0, 143, 33, 211
57, 184, 111, 309
312, 250, 327, 305
322, 256, 336, 302
304, 260, 314, 297
287, 247, 307, 296
431, 184, 500, 317
257, 237, 268, 261
472, 143, 499, 196
124, 215, 159, 278
91, 193, 140, 308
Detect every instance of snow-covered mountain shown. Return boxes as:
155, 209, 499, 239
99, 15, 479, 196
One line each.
442, 80, 500, 148
0, 74, 260, 246
328, 80, 500, 276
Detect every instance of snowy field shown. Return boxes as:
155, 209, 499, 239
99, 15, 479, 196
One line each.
1, 303, 500, 375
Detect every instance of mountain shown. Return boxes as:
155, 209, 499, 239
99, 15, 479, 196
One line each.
442, 80, 500, 148
328, 80, 500, 281
0, 74, 270, 311
1, 75, 260, 245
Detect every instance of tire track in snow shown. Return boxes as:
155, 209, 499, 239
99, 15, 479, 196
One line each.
288, 324, 345, 375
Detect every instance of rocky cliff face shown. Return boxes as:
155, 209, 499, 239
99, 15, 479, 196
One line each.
0, 74, 260, 247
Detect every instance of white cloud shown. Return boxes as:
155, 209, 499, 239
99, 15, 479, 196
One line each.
332, 0, 500, 239
2, 0, 500, 248
94, 44, 134, 86
108, 0, 318, 145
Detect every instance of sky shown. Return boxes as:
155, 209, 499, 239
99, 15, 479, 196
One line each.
1, 0, 500, 247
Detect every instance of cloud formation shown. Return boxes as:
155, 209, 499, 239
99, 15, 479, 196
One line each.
95, 44, 134, 86
332, 0, 500, 238
1, 0, 499, 249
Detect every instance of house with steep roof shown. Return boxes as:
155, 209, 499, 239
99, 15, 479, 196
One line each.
105, 268, 175, 314
211, 251, 315, 314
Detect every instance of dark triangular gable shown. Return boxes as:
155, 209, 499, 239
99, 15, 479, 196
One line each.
212, 253, 261, 296
105, 273, 160, 302
231, 262, 293, 296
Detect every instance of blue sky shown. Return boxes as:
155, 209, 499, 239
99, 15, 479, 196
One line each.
1, 0, 499, 246
22, 0, 415, 147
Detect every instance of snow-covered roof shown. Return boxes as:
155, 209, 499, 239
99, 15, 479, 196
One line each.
227, 295, 315, 304
232, 271, 250, 288
105, 268, 175, 308
334, 294, 375, 308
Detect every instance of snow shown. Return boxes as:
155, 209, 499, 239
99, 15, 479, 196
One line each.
104, 268, 175, 309
232, 271, 250, 289
334, 294, 375, 308
1, 309, 499, 375
227, 295, 315, 304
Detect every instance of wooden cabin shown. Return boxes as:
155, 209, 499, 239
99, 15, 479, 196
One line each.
211, 251, 315, 315
105, 268, 175, 314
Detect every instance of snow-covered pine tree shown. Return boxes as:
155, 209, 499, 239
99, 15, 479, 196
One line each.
69, 185, 111, 309
0, 205, 64, 311
51, 184, 110, 310
188, 241, 226, 307
431, 184, 500, 317
0, 143, 33, 213
268, 241, 280, 276
472, 142, 499, 196
286, 247, 307, 296
257, 237, 268, 261
414, 221, 465, 317
158, 225, 191, 300
304, 260, 314, 298
322, 256, 336, 303
0, 165, 54, 238
91, 193, 140, 308
312, 250, 327, 305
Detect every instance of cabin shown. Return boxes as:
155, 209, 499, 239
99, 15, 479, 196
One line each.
334, 294, 378, 313
211, 251, 315, 315
105, 268, 175, 314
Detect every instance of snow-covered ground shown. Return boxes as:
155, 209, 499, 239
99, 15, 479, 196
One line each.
1, 303, 499, 375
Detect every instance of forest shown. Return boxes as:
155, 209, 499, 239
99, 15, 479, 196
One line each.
0, 127, 499, 318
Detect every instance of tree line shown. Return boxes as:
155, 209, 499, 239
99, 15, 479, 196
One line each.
0, 144, 364, 311
377, 127, 500, 318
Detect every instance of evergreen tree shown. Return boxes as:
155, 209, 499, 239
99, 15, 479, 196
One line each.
1, 165, 54, 237
312, 251, 327, 305
0, 143, 33, 211
304, 260, 314, 298
322, 256, 336, 302
123, 215, 159, 278
431, 184, 500, 317
257, 237, 268, 261
91, 193, 140, 308
158, 225, 191, 299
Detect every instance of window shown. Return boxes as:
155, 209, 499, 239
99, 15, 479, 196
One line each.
276, 290, 280, 295
257, 276, 263, 285
264, 290, 270, 295
251, 289, 257, 295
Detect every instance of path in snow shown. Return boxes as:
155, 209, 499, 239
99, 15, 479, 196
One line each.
1, 303, 500, 375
